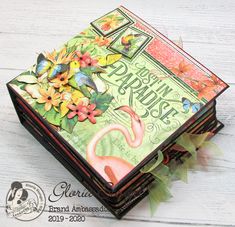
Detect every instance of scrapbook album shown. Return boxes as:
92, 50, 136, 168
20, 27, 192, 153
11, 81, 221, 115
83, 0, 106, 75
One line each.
7, 6, 228, 218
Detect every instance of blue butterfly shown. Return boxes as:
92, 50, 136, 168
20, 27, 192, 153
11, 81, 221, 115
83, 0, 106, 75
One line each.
182, 97, 202, 113
36, 53, 68, 80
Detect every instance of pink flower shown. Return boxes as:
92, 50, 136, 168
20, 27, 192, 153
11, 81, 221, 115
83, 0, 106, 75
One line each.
75, 52, 90, 68
75, 51, 98, 68
83, 57, 98, 67
67, 102, 87, 122
67, 102, 102, 124
83, 103, 102, 124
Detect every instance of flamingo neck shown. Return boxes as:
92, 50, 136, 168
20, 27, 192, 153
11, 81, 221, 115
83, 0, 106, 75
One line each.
86, 123, 141, 163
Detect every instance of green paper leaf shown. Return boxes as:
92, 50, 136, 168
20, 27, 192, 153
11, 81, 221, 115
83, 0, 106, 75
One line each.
34, 103, 47, 116
201, 141, 223, 156
185, 155, 197, 169
61, 115, 77, 133
189, 132, 210, 148
150, 164, 170, 185
10, 80, 27, 90
173, 162, 189, 183
148, 192, 158, 216
44, 107, 61, 126
16, 75, 37, 84
25, 84, 41, 98
141, 150, 164, 173
148, 178, 172, 216
145, 131, 223, 216
90, 92, 113, 112
176, 133, 196, 155
19, 70, 36, 77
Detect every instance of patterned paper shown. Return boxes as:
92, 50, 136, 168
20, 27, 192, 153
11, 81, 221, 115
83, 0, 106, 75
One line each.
9, 6, 228, 186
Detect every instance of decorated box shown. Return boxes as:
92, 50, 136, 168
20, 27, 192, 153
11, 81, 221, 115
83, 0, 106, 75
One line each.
7, 6, 228, 218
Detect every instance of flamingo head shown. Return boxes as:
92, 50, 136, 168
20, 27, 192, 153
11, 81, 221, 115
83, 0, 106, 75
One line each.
115, 106, 145, 139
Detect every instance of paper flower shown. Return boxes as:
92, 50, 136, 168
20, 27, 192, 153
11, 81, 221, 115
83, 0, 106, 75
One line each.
51, 72, 71, 88
75, 52, 93, 68
67, 102, 87, 121
36, 87, 60, 111
83, 103, 102, 124
46, 47, 75, 64
67, 102, 102, 124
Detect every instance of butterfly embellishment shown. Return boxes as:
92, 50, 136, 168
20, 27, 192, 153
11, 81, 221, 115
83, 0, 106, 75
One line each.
98, 54, 122, 68
36, 53, 68, 80
182, 97, 202, 113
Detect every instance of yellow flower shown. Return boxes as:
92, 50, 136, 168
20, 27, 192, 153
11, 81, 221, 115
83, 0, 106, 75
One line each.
37, 87, 61, 111
60, 100, 70, 117
60, 90, 84, 117
51, 72, 72, 88
71, 90, 84, 105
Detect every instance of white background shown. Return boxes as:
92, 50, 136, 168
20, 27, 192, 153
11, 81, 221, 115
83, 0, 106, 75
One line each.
0, 0, 235, 226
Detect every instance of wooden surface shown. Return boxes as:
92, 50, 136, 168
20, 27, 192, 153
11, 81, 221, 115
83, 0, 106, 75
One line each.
0, 0, 235, 226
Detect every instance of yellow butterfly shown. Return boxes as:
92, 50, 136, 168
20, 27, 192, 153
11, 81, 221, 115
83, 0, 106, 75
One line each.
98, 54, 122, 68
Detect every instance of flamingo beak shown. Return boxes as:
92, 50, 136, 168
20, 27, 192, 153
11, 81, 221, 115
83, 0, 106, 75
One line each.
114, 105, 139, 119
115, 106, 144, 129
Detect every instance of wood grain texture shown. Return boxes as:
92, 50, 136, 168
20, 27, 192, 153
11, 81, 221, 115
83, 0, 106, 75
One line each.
0, 0, 234, 226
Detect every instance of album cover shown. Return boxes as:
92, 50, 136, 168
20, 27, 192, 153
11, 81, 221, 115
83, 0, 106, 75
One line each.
7, 6, 228, 191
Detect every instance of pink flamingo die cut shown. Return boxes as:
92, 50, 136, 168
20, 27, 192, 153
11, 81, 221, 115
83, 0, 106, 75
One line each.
86, 105, 145, 185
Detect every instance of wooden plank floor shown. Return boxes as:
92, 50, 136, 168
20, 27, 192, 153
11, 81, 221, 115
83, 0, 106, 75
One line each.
0, 0, 234, 226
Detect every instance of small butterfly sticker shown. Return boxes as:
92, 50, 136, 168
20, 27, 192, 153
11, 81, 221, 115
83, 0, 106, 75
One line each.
182, 97, 202, 113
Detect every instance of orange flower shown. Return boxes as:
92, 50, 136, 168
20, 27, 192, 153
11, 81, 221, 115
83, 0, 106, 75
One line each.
190, 73, 225, 100
37, 87, 60, 111
51, 72, 71, 88
190, 81, 215, 100
100, 15, 120, 31
201, 74, 225, 92
93, 36, 112, 46
171, 60, 192, 77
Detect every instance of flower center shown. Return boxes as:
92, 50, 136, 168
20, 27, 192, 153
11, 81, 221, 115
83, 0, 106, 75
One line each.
75, 109, 79, 113
80, 57, 83, 60
47, 96, 52, 100
88, 63, 92, 66
87, 112, 91, 115
60, 77, 65, 81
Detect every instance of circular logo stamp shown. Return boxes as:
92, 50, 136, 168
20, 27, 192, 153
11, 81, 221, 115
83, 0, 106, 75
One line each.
5, 181, 46, 221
